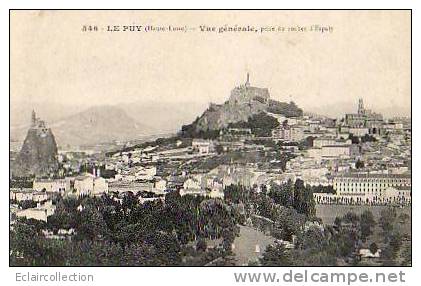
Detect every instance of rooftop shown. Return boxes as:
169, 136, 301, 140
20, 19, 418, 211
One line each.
335, 173, 411, 179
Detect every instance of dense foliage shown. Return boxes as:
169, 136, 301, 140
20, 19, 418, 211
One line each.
10, 192, 239, 266
228, 112, 280, 137
266, 100, 303, 117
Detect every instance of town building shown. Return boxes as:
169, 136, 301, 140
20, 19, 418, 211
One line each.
272, 125, 304, 142
73, 174, 108, 196
313, 137, 351, 148
15, 200, 56, 222
10, 189, 48, 202
192, 139, 214, 155
333, 173, 411, 203
321, 144, 359, 158
33, 178, 70, 193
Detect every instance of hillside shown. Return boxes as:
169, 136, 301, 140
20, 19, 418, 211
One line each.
12, 126, 59, 177
180, 76, 303, 138
50, 106, 152, 147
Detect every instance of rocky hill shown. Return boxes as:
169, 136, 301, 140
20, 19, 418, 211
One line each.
12, 113, 59, 177
181, 75, 303, 137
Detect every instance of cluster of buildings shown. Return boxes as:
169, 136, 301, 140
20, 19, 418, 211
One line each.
271, 99, 411, 205
10, 168, 108, 222
10, 95, 411, 225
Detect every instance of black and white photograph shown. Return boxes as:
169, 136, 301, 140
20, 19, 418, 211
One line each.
9, 10, 411, 269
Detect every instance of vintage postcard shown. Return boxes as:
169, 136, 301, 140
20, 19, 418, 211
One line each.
9, 10, 411, 268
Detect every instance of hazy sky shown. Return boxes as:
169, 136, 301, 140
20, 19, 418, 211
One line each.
11, 10, 411, 117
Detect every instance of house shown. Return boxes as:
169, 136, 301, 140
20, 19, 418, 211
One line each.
321, 144, 359, 158
154, 178, 167, 191
313, 137, 351, 148
33, 178, 70, 193
358, 248, 381, 259
183, 176, 202, 190
135, 165, 157, 180
73, 174, 108, 196
10, 188, 33, 201
349, 127, 369, 137
16, 200, 56, 222
10, 189, 48, 202
272, 125, 304, 142
192, 139, 213, 155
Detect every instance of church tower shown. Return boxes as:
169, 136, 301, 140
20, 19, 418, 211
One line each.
358, 98, 365, 115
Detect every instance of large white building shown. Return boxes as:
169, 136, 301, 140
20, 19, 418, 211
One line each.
333, 173, 411, 203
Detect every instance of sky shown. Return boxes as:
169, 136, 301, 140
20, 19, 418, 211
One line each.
10, 10, 411, 118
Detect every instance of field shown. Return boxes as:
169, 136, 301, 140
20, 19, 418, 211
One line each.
316, 204, 411, 226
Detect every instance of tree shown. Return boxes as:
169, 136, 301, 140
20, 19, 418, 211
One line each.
222, 228, 235, 253
260, 243, 293, 266
361, 134, 377, 143
293, 179, 315, 217
273, 207, 305, 241
360, 210, 376, 240
402, 245, 411, 266
245, 112, 280, 137
297, 226, 325, 251
389, 232, 402, 255
76, 204, 109, 240
196, 239, 207, 252
334, 217, 342, 229
398, 213, 410, 223
348, 134, 360, 144
379, 207, 397, 236
18, 200, 38, 209
215, 144, 224, 154
269, 181, 294, 207
369, 242, 378, 255
355, 159, 365, 169
337, 231, 357, 257
343, 212, 359, 224
224, 184, 248, 204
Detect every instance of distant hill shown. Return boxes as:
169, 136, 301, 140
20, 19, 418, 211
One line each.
50, 105, 153, 147
10, 101, 83, 129
117, 100, 206, 134
11, 100, 205, 149
11, 106, 153, 148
